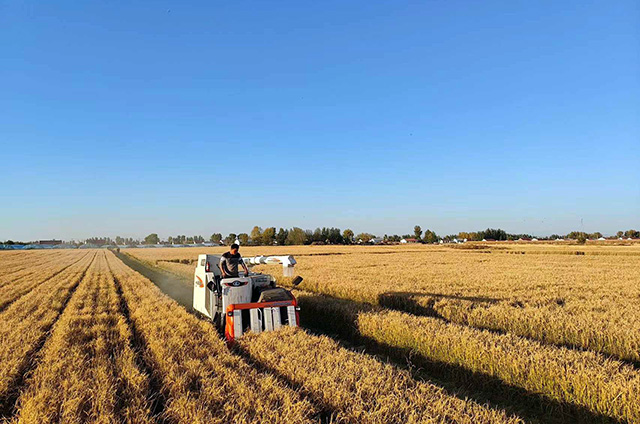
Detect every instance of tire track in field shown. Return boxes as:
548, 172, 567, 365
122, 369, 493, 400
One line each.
0, 252, 96, 420
106, 259, 166, 423
0, 251, 90, 313
230, 345, 336, 424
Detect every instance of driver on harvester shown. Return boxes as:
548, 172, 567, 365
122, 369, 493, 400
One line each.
219, 244, 249, 278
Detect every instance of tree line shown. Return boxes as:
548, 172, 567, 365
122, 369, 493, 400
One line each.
3, 228, 639, 247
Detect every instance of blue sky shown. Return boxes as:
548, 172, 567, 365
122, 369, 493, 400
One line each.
1, 0, 638, 240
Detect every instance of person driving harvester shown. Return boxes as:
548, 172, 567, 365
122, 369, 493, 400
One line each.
219, 244, 249, 278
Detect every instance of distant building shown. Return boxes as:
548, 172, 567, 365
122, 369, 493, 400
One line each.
369, 237, 384, 244
400, 238, 419, 244
37, 239, 62, 245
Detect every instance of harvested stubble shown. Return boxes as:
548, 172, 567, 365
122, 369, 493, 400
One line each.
0, 251, 51, 277
238, 327, 522, 424
298, 292, 640, 424
105, 251, 316, 424
0, 251, 95, 412
0, 250, 81, 289
0, 251, 89, 311
11, 251, 152, 424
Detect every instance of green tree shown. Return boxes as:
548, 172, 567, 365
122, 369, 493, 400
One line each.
414, 225, 422, 239
261, 227, 276, 245
210, 233, 222, 243
327, 228, 343, 244
144, 233, 159, 245
276, 228, 288, 245
238, 233, 249, 245
286, 227, 307, 245
342, 229, 354, 244
250, 226, 263, 245
224, 233, 237, 245
423, 229, 439, 244
115, 236, 124, 245
616, 231, 624, 238
478, 228, 507, 241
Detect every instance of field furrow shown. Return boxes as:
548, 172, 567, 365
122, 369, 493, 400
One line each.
0, 251, 80, 289
105, 251, 317, 424
238, 327, 522, 424
0, 252, 96, 417
298, 292, 640, 423
10, 251, 152, 424
0, 252, 52, 277
0, 251, 89, 312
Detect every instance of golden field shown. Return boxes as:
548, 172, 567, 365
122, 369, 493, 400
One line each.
124, 242, 640, 423
0, 248, 530, 423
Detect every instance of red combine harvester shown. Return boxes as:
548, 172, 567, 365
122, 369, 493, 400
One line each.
192, 254, 302, 342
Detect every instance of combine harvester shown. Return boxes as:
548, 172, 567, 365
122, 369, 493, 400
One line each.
193, 254, 302, 342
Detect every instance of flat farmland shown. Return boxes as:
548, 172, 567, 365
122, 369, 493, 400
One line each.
125, 243, 640, 423
0, 248, 522, 424
1, 244, 638, 423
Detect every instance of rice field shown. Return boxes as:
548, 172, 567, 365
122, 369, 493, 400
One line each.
0, 243, 638, 423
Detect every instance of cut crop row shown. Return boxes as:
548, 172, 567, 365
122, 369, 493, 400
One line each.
0, 250, 81, 289
0, 251, 89, 312
10, 251, 152, 423
237, 327, 522, 424
105, 251, 317, 424
0, 252, 96, 415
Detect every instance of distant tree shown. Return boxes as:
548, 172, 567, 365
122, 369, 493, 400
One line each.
144, 233, 160, 245
210, 233, 222, 243
327, 227, 343, 244
567, 231, 589, 241
250, 226, 263, 245
423, 229, 439, 244
356, 233, 375, 243
478, 228, 507, 241
286, 227, 307, 245
311, 228, 323, 243
589, 232, 603, 239
343, 229, 354, 244
616, 231, 624, 238
262, 227, 276, 245
624, 229, 640, 239
414, 225, 422, 239
238, 233, 249, 245
276, 228, 288, 245
224, 233, 237, 245
115, 236, 124, 245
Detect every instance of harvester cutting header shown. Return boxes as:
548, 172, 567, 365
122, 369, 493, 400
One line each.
193, 250, 302, 342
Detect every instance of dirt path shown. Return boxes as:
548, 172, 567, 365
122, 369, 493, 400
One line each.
113, 250, 194, 312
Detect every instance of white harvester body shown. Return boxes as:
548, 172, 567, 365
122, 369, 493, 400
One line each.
193, 254, 300, 341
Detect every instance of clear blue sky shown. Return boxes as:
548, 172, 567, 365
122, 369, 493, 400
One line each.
1, 1, 638, 241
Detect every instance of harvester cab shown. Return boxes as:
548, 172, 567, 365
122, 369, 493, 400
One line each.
193, 254, 301, 342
